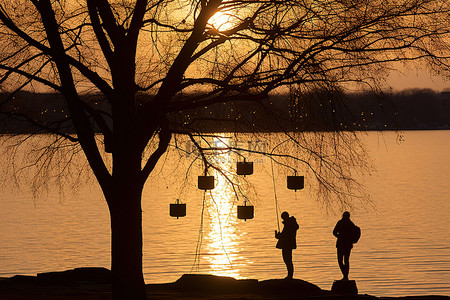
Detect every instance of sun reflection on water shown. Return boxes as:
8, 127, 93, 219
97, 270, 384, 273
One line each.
196, 140, 250, 279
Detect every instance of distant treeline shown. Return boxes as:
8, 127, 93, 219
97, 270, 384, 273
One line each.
349, 89, 450, 131
0, 89, 449, 134
169, 89, 450, 132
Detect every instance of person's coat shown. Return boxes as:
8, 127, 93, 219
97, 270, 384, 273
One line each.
333, 218, 356, 250
276, 216, 299, 249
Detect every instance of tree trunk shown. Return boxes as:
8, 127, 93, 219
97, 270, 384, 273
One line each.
107, 182, 146, 300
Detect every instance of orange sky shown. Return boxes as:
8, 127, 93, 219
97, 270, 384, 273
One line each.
387, 69, 449, 92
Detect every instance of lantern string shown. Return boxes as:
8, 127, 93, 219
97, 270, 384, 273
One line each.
271, 158, 281, 233
191, 191, 206, 273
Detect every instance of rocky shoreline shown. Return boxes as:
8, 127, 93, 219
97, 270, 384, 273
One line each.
0, 267, 448, 300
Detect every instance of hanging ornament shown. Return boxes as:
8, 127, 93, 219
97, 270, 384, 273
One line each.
198, 175, 215, 190
236, 160, 253, 176
170, 199, 186, 219
104, 135, 113, 153
237, 200, 254, 221
287, 175, 304, 191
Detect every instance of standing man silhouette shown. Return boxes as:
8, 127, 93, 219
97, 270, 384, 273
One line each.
333, 211, 358, 280
275, 211, 299, 279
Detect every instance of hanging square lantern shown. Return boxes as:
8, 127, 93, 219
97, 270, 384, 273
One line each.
198, 176, 215, 190
237, 161, 254, 176
287, 175, 304, 191
104, 136, 113, 153
170, 200, 186, 219
237, 204, 254, 221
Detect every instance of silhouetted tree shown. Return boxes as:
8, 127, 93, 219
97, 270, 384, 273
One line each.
0, 0, 448, 298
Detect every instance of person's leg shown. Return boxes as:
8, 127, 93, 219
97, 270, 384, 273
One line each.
337, 247, 346, 280
282, 249, 294, 279
342, 249, 351, 280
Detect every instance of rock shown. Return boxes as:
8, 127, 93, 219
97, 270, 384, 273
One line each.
331, 279, 358, 295
259, 278, 326, 296
0, 275, 37, 285
171, 274, 327, 297
37, 267, 112, 284
173, 274, 258, 293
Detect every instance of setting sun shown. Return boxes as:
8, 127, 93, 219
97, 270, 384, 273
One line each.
208, 11, 235, 31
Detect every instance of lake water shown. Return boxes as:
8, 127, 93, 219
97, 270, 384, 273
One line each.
0, 131, 449, 297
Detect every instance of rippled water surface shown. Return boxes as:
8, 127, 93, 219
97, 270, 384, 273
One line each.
0, 131, 449, 297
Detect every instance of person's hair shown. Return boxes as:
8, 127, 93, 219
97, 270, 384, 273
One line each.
281, 211, 289, 219
343, 211, 350, 219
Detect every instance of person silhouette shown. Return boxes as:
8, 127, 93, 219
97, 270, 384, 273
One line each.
275, 211, 299, 279
333, 211, 358, 280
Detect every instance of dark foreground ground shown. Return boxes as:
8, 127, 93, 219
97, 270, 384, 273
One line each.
0, 268, 449, 300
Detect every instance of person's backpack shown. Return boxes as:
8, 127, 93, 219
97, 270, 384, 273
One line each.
351, 225, 361, 244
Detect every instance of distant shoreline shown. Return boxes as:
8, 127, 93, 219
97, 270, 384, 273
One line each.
1, 89, 449, 134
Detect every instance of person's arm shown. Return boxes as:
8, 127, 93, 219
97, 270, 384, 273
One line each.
333, 222, 340, 238
275, 227, 285, 239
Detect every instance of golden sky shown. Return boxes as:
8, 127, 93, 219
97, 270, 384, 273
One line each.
387, 69, 449, 91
